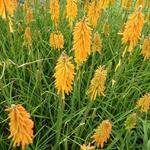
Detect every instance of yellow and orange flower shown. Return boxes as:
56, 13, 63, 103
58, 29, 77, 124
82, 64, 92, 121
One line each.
0, 0, 17, 19
66, 0, 77, 28
92, 32, 102, 53
80, 143, 95, 150
92, 120, 112, 148
50, 0, 59, 28
50, 31, 64, 49
87, 0, 102, 28
137, 94, 150, 113
5, 104, 34, 150
26, 8, 33, 24
54, 53, 74, 98
141, 36, 150, 60
73, 17, 91, 66
121, 7, 144, 52
87, 66, 107, 100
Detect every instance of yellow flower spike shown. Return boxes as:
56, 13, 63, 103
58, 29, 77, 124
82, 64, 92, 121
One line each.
50, 31, 64, 49
92, 120, 112, 148
121, 6, 144, 52
66, 0, 77, 28
141, 35, 150, 60
87, 66, 107, 101
125, 113, 137, 130
26, 8, 33, 24
121, 0, 132, 10
92, 32, 102, 53
5, 104, 34, 150
87, 0, 102, 28
80, 143, 95, 150
54, 53, 74, 98
136, 94, 150, 113
50, 0, 59, 28
0, 0, 17, 20
23, 27, 32, 49
73, 17, 91, 66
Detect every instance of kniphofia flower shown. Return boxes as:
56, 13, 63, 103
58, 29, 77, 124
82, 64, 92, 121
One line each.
92, 120, 112, 148
73, 17, 91, 66
136, 94, 150, 113
50, 0, 59, 28
87, 66, 107, 100
141, 35, 150, 60
66, 0, 77, 28
121, 6, 144, 52
26, 8, 33, 24
0, 0, 16, 19
92, 32, 102, 53
80, 144, 95, 150
87, 0, 102, 28
50, 31, 64, 49
54, 53, 74, 99
124, 113, 137, 130
23, 27, 32, 49
5, 104, 34, 150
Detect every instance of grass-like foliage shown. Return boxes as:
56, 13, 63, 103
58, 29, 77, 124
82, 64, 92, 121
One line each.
0, 0, 150, 149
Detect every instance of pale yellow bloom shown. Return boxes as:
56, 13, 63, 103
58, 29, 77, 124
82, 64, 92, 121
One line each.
87, 66, 107, 100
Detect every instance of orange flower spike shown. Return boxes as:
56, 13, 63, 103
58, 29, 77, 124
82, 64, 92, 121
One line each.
50, 31, 64, 49
26, 8, 33, 24
137, 94, 150, 113
5, 104, 34, 150
141, 36, 150, 60
54, 53, 74, 98
73, 17, 91, 66
92, 32, 102, 53
66, 0, 77, 28
92, 120, 112, 148
80, 143, 95, 150
50, 0, 59, 28
0, 0, 17, 19
122, 6, 144, 52
87, 66, 107, 100
87, 0, 102, 28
